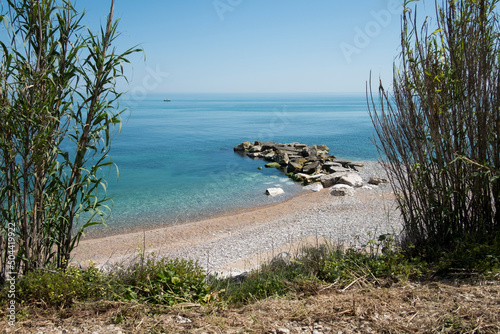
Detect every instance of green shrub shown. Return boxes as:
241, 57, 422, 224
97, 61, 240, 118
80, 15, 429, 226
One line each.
15, 265, 107, 307
112, 257, 212, 306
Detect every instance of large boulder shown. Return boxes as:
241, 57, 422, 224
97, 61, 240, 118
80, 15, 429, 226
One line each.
301, 145, 318, 158
320, 172, 347, 187
261, 142, 277, 150
263, 151, 276, 161
287, 161, 304, 173
266, 188, 285, 196
338, 173, 363, 188
249, 145, 263, 153
234, 141, 251, 151
302, 161, 321, 174
276, 151, 290, 165
316, 144, 330, 152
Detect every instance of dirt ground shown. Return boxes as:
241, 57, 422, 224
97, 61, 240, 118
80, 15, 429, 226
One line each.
3, 278, 499, 333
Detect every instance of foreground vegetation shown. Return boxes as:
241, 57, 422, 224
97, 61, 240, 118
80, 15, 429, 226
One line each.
0, 235, 499, 332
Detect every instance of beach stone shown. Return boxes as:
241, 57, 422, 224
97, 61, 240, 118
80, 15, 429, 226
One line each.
320, 172, 348, 187
338, 173, 363, 188
331, 184, 354, 196
304, 183, 323, 192
368, 177, 388, 185
266, 188, 285, 196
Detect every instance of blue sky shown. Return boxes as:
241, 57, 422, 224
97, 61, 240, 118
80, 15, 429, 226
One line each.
75, 0, 415, 94
4, 1, 435, 94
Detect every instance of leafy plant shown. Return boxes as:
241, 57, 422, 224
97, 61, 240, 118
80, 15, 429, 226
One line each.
112, 256, 212, 306
0, 0, 139, 279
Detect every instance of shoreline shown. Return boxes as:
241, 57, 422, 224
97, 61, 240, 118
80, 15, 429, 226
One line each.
72, 161, 402, 275
83, 157, 381, 240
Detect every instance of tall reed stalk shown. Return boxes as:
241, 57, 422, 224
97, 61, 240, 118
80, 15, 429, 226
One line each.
368, 0, 500, 257
0, 0, 139, 280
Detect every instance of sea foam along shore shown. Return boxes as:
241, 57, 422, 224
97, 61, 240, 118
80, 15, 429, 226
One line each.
71, 161, 403, 276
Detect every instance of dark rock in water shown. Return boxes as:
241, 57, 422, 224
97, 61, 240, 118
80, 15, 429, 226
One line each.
276, 151, 290, 165
249, 145, 263, 153
301, 145, 318, 158
234, 141, 251, 151
247, 152, 261, 158
302, 161, 321, 174
262, 142, 277, 150
287, 161, 304, 173
263, 151, 276, 161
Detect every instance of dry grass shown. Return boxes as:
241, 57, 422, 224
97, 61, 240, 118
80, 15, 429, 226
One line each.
2, 279, 499, 333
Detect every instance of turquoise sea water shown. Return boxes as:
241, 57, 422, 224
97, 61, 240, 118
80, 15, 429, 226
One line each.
92, 93, 378, 235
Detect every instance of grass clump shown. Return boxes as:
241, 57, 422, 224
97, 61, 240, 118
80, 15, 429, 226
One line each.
211, 234, 431, 306
14, 264, 107, 308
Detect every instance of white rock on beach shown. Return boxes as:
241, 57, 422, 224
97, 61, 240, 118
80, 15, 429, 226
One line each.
303, 183, 323, 192
266, 188, 285, 196
338, 173, 363, 188
331, 184, 354, 196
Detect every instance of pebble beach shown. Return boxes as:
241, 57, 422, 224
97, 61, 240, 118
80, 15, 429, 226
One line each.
72, 161, 403, 276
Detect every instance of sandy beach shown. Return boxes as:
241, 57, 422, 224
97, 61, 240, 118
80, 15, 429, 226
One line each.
72, 161, 403, 275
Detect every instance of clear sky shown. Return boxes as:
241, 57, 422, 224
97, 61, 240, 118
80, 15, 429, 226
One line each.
8, 1, 438, 94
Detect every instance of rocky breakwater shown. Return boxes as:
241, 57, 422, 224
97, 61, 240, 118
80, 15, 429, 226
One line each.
234, 141, 385, 196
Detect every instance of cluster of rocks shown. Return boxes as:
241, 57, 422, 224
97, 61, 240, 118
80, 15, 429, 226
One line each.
234, 141, 387, 196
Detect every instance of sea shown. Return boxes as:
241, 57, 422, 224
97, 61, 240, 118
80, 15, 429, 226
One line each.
88, 93, 380, 235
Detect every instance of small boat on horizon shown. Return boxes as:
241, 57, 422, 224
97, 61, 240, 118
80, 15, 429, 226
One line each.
164, 99, 171, 102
